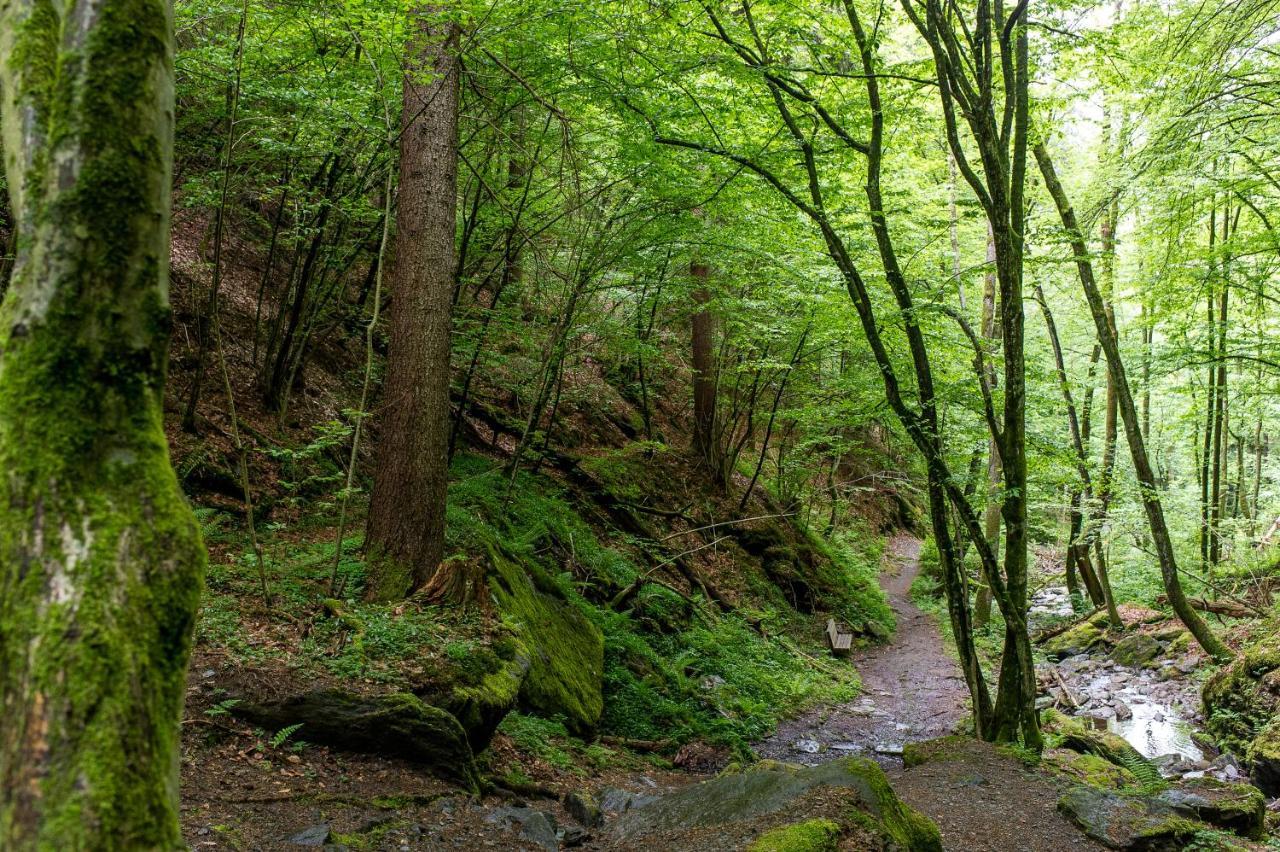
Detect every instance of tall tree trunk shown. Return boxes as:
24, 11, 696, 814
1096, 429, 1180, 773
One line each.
364, 8, 459, 601
0, 1, 206, 845
976, 230, 999, 627
1036, 141, 1230, 660
691, 262, 722, 482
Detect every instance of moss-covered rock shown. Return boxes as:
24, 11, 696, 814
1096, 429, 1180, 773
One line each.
1155, 777, 1265, 839
422, 636, 531, 751
1043, 612, 1112, 661
612, 757, 941, 851
233, 688, 481, 791
488, 547, 604, 736
1111, 633, 1163, 668
1058, 786, 1206, 850
1044, 749, 1139, 790
747, 818, 841, 852
1203, 632, 1280, 789
1246, 716, 1280, 795
902, 735, 972, 769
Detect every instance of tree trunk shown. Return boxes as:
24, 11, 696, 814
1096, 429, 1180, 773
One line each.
691, 262, 722, 482
1035, 141, 1230, 660
976, 230, 999, 627
364, 8, 459, 601
0, 1, 206, 845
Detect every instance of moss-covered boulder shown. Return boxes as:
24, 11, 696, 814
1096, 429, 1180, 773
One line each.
612, 757, 941, 851
233, 688, 481, 791
1058, 786, 1206, 850
748, 818, 841, 852
417, 635, 531, 752
1246, 716, 1280, 795
1111, 633, 1163, 668
1202, 632, 1280, 791
1042, 612, 1112, 661
488, 548, 604, 736
1044, 749, 1139, 790
902, 735, 971, 769
1155, 777, 1265, 839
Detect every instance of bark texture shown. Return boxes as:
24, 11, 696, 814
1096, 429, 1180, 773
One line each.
364, 8, 459, 601
0, 0, 206, 846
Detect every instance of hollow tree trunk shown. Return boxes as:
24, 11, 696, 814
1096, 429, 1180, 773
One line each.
364, 7, 459, 601
1036, 141, 1230, 660
0, 1, 206, 845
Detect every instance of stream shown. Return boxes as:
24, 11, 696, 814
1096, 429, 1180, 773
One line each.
1030, 586, 1238, 780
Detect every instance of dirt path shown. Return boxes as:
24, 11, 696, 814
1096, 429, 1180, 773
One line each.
757, 534, 969, 760
758, 535, 1104, 851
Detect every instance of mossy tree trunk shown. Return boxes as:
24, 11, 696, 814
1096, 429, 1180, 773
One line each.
364, 4, 459, 601
0, 0, 206, 846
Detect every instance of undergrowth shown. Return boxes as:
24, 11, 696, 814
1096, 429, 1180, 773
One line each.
196, 448, 887, 757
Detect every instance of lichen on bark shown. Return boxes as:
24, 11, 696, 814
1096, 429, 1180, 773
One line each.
0, 0, 205, 847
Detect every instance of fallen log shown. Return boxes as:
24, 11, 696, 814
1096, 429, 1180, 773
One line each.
1155, 594, 1256, 619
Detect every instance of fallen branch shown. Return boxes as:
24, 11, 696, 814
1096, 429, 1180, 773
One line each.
599, 735, 674, 753
1155, 594, 1257, 619
1052, 668, 1079, 709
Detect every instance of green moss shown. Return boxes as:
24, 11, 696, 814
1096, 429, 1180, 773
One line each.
1044, 749, 1139, 790
831, 758, 942, 852
1042, 613, 1111, 660
1203, 634, 1280, 755
902, 735, 971, 768
0, 0, 205, 845
488, 547, 603, 735
748, 819, 841, 852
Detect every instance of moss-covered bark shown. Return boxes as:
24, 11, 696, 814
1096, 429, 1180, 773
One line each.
0, 0, 205, 847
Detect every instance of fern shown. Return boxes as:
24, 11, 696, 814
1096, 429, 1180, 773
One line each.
1116, 749, 1167, 792
204, 698, 241, 718
270, 723, 304, 749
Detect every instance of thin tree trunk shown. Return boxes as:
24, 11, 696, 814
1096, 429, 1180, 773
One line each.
364, 8, 460, 601
1036, 141, 1230, 660
0, 2, 206, 844
691, 262, 721, 482
183, 0, 248, 432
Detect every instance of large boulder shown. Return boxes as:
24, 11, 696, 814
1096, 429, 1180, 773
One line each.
234, 688, 481, 791
1058, 786, 1204, 850
611, 757, 941, 851
1042, 612, 1112, 661
1111, 633, 1162, 668
1154, 777, 1264, 839
488, 548, 604, 736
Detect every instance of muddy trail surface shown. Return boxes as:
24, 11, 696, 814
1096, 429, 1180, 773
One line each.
757, 535, 1104, 852
757, 535, 969, 762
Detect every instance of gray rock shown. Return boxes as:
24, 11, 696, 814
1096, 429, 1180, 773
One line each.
286, 824, 331, 847
484, 807, 559, 851
1058, 786, 1204, 850
600, 788, 658, 814
610, 757, 940, 850
565, 791, 603, 828
874, 742, 905, 755
559, 825, 589, 847
793, 738, 821, 754
1113, 702, 1133, 721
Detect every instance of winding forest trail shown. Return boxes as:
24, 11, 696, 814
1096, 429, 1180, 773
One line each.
759, 535, 1103, 851
759, 534, 969, 759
